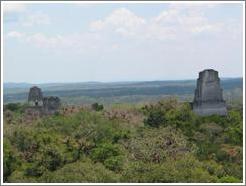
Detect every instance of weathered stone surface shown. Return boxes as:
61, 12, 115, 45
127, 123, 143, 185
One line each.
27, 86, 61, 115
193, 69, 227, 116
28, 86, 43, 106
43, 96, 61, 114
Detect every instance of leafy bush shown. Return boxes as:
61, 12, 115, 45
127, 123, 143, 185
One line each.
40, 158, 120, 182
42, 146, 64, 171
144, 109, 166, 127
11, 129, 37, 152
112, 130, 130, 143
142, 98, 196, 130
3, 139, 20, 182
122, 155, 218, 183
104, 156, 124, 172
4, 103, 28, 113
92, 103, 104, 111
4, 103, 22, 112
219, 176, 241, 183
127, 126, 192, 163
142, 98, 178, 127
25, 164, 45, 177
91, 143, 121, 162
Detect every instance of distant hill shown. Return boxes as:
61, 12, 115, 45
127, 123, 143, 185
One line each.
3, 78, 243, 104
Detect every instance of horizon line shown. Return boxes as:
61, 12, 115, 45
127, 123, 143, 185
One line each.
3, 76, 243, 85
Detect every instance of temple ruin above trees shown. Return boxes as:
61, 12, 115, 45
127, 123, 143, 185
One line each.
27, 86, 61, 114
192, 69, 227, 116
27, 69, 227, 116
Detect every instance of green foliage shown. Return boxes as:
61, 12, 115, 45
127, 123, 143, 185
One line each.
42, 146, 64, 171
90, 143, 124, 171
91, 143, 121, 162
104, 156, 124, 172
219, 176, 241, 183
4, 103, 22, 112
25, 163, 45, 177
127, 126, 192, 163
122, 155, 218, 183
11, 129, 37, 152
142, 98, 197, 133
92, 103, 104, 111
142, 98, 178, 127
3, 99, 243, 183
3, 139, 20, 182
202, 160, 225, 178
40, 158, 120, 182
224, 111, 243, 145
4, 103, 28, 113
112, 130, 130, 143
144, 109, 166, 127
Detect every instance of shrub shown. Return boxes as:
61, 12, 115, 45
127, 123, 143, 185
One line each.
4, 103, 28, 113
3, 140, 20, 182
122, 155, 218, 183
42, 146, 64, 171
219, 176, 241, 183
25, 164, 45, 177
11, 129, 37, 153
127, 126, 192, 163
142, 98, 195, 128
92, 103, 104, 111
104, 156, 124, 172
224, 126, 242, 145
91, 143, 121, 162
143, 109, 166, 127
4, 103, 22, 112
40, 158, 120, 182
112, 130, 130, 143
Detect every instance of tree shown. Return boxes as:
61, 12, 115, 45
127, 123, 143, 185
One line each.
92, 103, 104, 111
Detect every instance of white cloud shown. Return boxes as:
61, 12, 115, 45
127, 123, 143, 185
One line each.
7, 31, 24, 39
90, 5, 224, 40
90, 20, 104, 30
6, 31, 103, 54
90, 8, 146, 37
3, 3, 51, 27
21, 12, 51, 26
3, 3, 26, 13
5, 5, 241, 53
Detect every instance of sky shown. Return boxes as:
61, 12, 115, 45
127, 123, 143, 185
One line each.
2, 2, 244, 83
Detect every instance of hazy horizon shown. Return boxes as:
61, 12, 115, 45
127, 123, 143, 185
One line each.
3, 76, 243, 85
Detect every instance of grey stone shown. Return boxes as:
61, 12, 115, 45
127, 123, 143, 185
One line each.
28, 86, 43, 106
27, 86, 61, 115
43, 96, 61, 114
193, 69, 227, 116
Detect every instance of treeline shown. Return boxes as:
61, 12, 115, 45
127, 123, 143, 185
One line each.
3, 98, 243, 183
4, 78, 242, 103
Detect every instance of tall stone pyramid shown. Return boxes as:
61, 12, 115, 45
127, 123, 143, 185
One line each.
193, 69, 227, 116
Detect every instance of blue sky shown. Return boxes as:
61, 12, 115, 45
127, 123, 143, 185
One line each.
2, 2, 244, 83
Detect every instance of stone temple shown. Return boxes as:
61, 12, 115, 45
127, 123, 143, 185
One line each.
28, 86, 43, 106
27, 86, 61, 114
43, 96, 61, 114
193, 69, 227, 116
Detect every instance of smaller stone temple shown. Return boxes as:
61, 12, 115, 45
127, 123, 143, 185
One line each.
27, 86, 61, 114
193, 69, 227, 116
43, 96, 61, 114
28, 86, 43, 106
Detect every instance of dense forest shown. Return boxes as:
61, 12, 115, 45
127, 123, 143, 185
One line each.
3, 97, 243, 183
